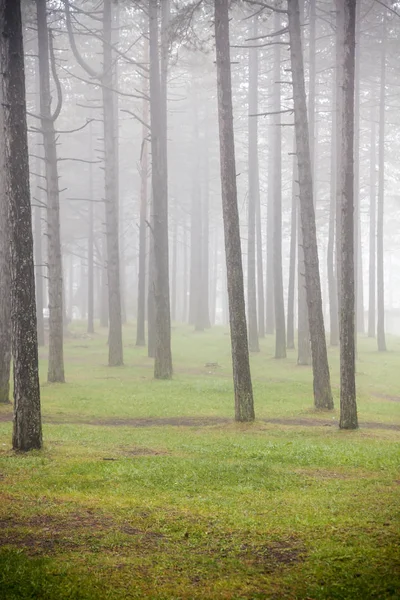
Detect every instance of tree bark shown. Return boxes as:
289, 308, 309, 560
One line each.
287, 153, 297, 350
215, 0, 254, 422
368, 106, 376, 339
87, 121, 94, 335
37, 0, 65, 383
149, 0, 172, 378
265, 134, 274, 335
136, 62, 149, 347
288, 0, 334, 410
247, 16, 259, 352
34, 60, 45, 347
103, 0, 123, 366
1, 0, 42, 449
377, 14, 387, 352
339, 0, 358, 430
272, 11, 286, 359
0, 119, 11, 404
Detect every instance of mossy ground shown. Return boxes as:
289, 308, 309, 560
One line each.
0, 324, 399, 599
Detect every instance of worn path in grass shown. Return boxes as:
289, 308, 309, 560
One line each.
0, 325, 399, 599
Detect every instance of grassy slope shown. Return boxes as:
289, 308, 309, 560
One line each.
0, 324, 399, 599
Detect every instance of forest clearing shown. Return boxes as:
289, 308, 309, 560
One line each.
0, 326, 399, 599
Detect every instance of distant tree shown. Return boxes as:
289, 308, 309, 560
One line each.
36, 0, 65, 382
377, 12, 387, 353
215, 0, 254, 422
288, 0, 334, 410
1, 0, 42, 449
338, 0, 358, 430
287, 153, 297, 350
247, 15, 259, 353
368, 105, 376, 338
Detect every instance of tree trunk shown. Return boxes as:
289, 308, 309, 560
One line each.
147, 222, 155, 357
354, 0, 364, 334
335, 0, 344, 317
34, 64, 45, 347
87, 122, 94, 335
287, 153, 297, 350
199, 120, 211, 329
1, 0, 42, 449
0, 124, 11, 404
182, 218, 188, 324
272, 11, 286, 359
215, 0, 254, 422
103, 0, 123, 366
37, 0, 65, 383
136, 68, 149, 347
247, 16, 259, 352
149, 0, 172, 378
288, 0, 334, 410
327, 51, 339, 346
368, 107, 376, 339
256, 169, 265, 338
339, 0, 358, 430
265, 135, 274, 335
377, 14, 387, 352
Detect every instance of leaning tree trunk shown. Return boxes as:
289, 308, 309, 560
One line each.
377, 14, 387, 353
339, 0, 358, 430
1, 0, 42, 449
0, 132, 11, 404
368, 105, 376, 339
215, 0, 254, 422
247, 15, 259, 352
288, 0, 334, 410
272, 11, 286, 359
37, 0, 65, 382
149, 0, 172, 378
103, 0, 123, 366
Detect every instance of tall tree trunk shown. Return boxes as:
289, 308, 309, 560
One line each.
335, 0, 344, 317
1, 0, 42, 449
288, 0, 334, 410
247, 16, 259, 352
368, 107, 376, 339
136, 68, 149, 347
87, 121, 94, 335
182, 218, 188, 324
339, 0, 358, 430
215, 0, 254, 422
34, 63, 45, 347
103, 0, 123, 366
327, 43, 339, 346
149, 0, 172, 378
199, 120, 211, 329
272, 11, 286, 359
377, 14, 387, 352
171, 200, 177, 322
211, 228, 218, 326
256, 171, 265, 338
287, 153, 297, 350
354, 0, 364, 334
100, 236, 108, 328
265, 134, 274, 334
0, 124, 11, 403
37, 0, 65, 383
147, 223, 155, 357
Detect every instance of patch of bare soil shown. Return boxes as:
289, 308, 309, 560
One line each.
0, 511, 164, 556
122, 447, 168, 456
238, 538, 305, 572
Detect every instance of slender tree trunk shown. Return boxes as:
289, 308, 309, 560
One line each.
215, 0, 254, 422
265, 135, 274, 335
149, 0, 172, 378
100, 235, 108, 328
147, 220, 155, 357
136, 69, 149, 347
182, 219, 188, 324
171, 197, 177, 322
247, 16, 259, 352
272, 11, 286, 359
288, 0, 334, 410
103, 0, 123, 366
368, 107, 376, 339
34, 64, 45, 347
335, 0, 344, 317
354, 0, 364, 334
87, 122, 94, 335
327, 52, 339, 346
256, 172, 265, 338
1, 0, 42, 449
339, 0, 358, 430
377, 14, 387, 352
211, 228, 218, 326
37, 0, 65, 383
287, 153, 297, 350
200, 120, 211, 329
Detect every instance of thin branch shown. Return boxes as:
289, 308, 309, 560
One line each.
55, 118, 94, 134
121, 109, 150, 130
49, 30, 63, 122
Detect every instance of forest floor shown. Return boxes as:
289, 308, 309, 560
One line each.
0, 324, 399, 599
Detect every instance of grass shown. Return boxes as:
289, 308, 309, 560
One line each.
0, 324, 399, 599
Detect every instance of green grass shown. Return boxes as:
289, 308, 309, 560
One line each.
0, 324, 399, 599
